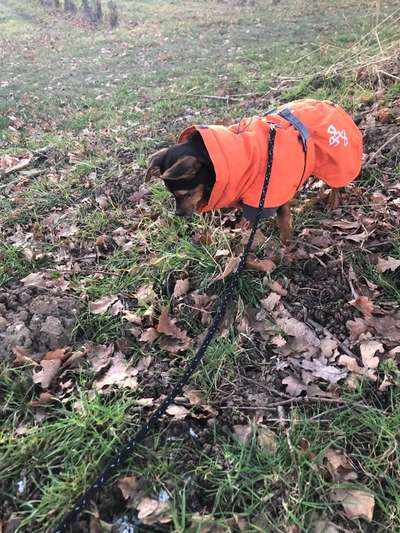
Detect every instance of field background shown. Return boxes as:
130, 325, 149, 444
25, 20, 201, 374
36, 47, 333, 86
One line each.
1, 1, 400, 532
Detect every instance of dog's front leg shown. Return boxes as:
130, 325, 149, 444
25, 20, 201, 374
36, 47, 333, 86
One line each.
277, 203, 292, 245
326, 187, 341, 209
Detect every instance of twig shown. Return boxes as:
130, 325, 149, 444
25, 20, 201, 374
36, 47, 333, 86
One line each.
43, 267, 119, 276
176, 93, 242, 101
364, 131, 400, 167
377, 69, 400, 81
220, 396, 351, 410
310, 404, 354, 420
1, 155, 33, 177
241, 376, 292, 399
277, 405, 286, 427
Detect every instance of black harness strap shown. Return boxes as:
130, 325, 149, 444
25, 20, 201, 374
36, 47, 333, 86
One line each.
53, 127, 277, 533
268, 106, 310, 192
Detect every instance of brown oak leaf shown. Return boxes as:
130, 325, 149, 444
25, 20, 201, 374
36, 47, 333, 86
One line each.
89, 295, 118, 314
33, 360, 61, 388
330, 489, 374, 523
173, 278, 190, 298
350, 296, 374, 318
324, 449, 357, 481
246, 255, 276, 273
377, 256, 400, 273
214, 256, 240, 281
94, 352, 138, 390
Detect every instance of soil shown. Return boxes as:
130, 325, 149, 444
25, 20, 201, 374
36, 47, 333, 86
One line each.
0, 286, 80, 359
95, 167, 146, 206
285, 258, 355, 339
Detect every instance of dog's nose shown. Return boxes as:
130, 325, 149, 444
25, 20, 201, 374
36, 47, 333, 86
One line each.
175, 207, 185, 216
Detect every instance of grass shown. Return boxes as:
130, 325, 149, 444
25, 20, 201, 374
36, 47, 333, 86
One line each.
2, 364, 400, 531
1, 0, 400, 531
0, 244, 51, 287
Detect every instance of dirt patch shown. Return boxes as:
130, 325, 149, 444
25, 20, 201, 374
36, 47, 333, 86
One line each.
95, 166, 146, 206
356, 50, 400, 87
0, 287, 80, 359
285, 258, 354, 339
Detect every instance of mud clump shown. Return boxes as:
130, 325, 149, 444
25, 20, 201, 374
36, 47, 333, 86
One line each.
96, 167, 145, 205
0, 288, 80, 359
286, 259, 354, 338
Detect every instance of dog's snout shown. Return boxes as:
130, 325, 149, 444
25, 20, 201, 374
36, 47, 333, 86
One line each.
175, 207, 185, 217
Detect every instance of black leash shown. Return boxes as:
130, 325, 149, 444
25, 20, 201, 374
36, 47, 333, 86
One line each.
54, 127, 277, 533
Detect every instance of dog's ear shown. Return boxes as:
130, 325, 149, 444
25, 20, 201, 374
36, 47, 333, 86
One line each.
145, 148, 168, 182
162, 156, 201, 181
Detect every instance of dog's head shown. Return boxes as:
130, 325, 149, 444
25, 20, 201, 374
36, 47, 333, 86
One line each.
145, 132, 215, 217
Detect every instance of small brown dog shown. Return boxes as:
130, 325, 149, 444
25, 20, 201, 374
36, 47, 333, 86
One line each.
146, 99, 363, 244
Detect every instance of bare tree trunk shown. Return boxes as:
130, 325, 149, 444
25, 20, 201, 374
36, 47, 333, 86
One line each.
54, 0, 60, 7
108, 0, 118, 27
64, 0, 77, 13
93, 0, 103, 21
81, 0, 92, 19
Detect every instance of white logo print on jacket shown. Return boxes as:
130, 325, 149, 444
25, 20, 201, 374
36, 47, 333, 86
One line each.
328, 124, 349, 147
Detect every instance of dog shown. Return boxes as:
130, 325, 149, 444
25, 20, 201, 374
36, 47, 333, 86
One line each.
145, 99, 363, 244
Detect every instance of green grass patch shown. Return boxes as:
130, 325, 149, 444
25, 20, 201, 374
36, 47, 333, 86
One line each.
0, 244, 49, 287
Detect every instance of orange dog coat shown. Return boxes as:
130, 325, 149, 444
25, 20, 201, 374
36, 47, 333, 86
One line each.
178, 99, 363, 218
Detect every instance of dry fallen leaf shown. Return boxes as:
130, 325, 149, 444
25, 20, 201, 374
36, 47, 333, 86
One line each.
94, 352, 138, 390
233, 515, 249, 532
320, 337, 339, 359
233, 424, 252, 445
42, 348, 69, 362
338, 355, 365, 376
282, 376, 307, 397
90, 344, 114, 373
346, 318, 368, 340
21, 272, 47, 289
312, 520, 340, 533
166, 404, 189, 419
89, 295, 118, 315
157, 307, 190, 343
323, 449, 357, 481
57, 223, 79, 238
214, 256, 240, 281
359, 340, 384, 369
246, 255, 276, 273
110, 300, 124, 316
122, 310, 142, 324
330, 489, 374, 522
271, 335, 286, 347
350, 296, 374, 318
377, 256, 400, 273
344, 230, 369, 242
184, 389, 205, 405
140, 327, 160, 343
118, 476, 140, 502
261, 292, 281, 311
135, 284, 157, 306
267, 280, 288, 296
257, 426, 278, 452
367, 314, 400, 342
276, 314, 320, 352
173, 278, 190, 298
12, 346, 39, 366
95, 194, 109, 209
136, 497, 171, 525
33, 359, 61, 388
301, 358, 347, 384
135, 355, 152, 373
